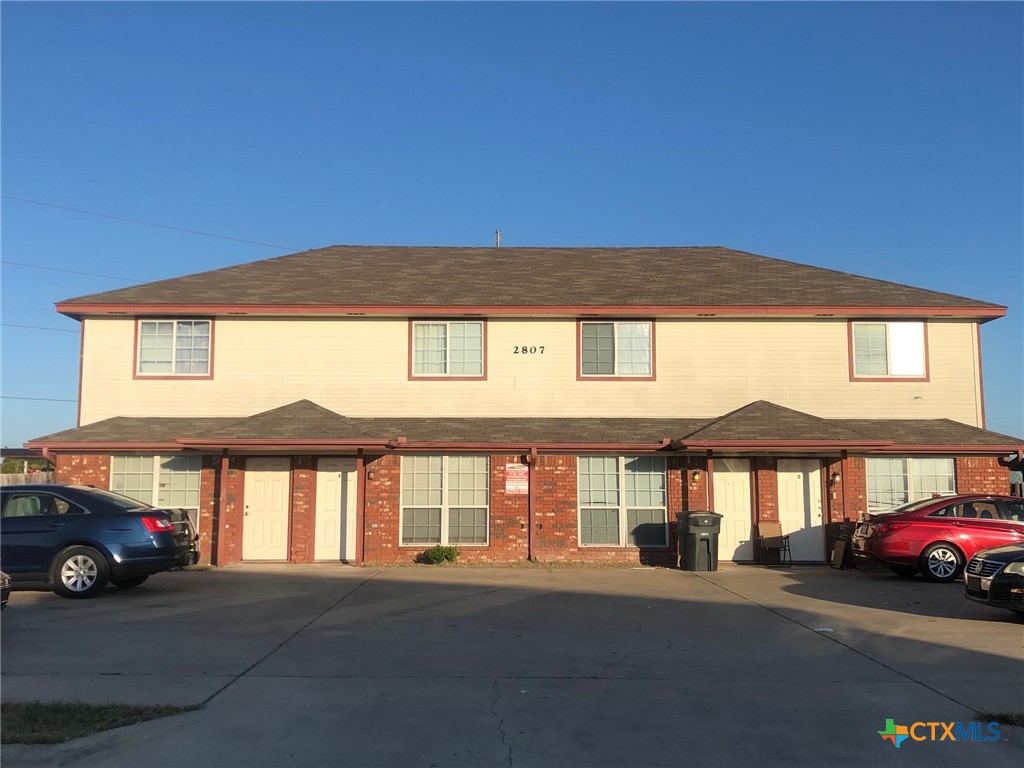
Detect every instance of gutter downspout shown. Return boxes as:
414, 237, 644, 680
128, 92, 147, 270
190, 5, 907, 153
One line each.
356, 449, 365, 566
706, 450, 715, 512
527, 447, 538, 562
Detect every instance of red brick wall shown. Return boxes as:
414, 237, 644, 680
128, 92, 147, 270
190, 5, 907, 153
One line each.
531, 455, 678, 567
822, 456, 867, 524
956, 457, 1010, 495
361, 453, 679, 566
479, 455, 529, 563
680, 455, 709, 512
530, 455, 577, 561
289, 457, 316, 563
54, 454, 111, 488
214, 457, 246, 566
362, 454, 402, 563
753, 457, 778, 523
197, 457, 218, 566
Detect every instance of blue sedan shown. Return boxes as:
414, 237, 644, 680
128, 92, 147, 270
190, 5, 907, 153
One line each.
0, 484, 199, 599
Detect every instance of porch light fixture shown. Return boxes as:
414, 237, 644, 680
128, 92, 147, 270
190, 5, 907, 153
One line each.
691, 469, 702, 482
830, 471, 841, 487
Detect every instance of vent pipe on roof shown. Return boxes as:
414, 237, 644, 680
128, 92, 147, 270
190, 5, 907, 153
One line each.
495, 229, 501, 247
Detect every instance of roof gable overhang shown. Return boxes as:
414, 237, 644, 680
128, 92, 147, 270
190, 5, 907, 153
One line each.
56, 302, 1008, 322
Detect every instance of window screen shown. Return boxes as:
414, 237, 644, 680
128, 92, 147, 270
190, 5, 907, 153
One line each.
579, 456, 667, 546
412, 322, 483, 376
401, 455, 488, 545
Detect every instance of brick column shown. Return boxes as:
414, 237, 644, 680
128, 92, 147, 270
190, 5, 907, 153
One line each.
196, 457, 218, 566
215, 457, 245, 566
753, 457, 778, 523
289, 456, 316, 563
362, 454, 402, 564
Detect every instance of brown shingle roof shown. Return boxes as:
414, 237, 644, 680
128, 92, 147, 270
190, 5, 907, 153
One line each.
835, 419, 1023, 446
29, 417, 231, 443
684, 401, 874, 442
58, 246, 1003, 311
354, 417, 708, 444
26, 401, 1023, 450
205, 400, 381, 440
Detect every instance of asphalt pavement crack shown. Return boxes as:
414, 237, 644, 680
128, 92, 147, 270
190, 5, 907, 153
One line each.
199, 569, 382, 706
489, 678, 513, 768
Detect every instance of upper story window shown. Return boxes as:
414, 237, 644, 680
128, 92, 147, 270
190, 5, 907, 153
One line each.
137, 320, 212, 376
410, 320, 485, 378
579, 320, 654, 379
850, 321, 926, 379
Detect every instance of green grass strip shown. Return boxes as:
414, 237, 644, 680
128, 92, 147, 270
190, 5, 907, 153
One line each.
1, 702, 198, 744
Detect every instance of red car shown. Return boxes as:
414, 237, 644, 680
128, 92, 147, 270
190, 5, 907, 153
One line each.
852, 495, 1024, 582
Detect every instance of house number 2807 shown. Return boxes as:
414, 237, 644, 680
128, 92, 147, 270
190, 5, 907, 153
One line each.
513, 346, 545, 354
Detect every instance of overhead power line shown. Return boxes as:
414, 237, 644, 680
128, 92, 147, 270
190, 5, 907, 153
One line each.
0, 260, 145, 282
2, 195, 300, 251
1, 323, 78, 333
1, 396, 77, 403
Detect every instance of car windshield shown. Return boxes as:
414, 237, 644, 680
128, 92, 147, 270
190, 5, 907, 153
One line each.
71, 487, 153, 511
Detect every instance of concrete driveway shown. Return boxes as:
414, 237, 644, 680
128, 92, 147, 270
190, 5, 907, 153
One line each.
2, 563, 1022, 767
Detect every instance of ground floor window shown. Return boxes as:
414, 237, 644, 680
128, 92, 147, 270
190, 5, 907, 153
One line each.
578, 456, 667, 546
866, 457, 955, 511
400, 455, 489, 545
110, 455, 202, 527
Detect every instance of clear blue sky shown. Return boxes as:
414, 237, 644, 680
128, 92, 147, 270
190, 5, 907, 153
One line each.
2, 1, 1022, 447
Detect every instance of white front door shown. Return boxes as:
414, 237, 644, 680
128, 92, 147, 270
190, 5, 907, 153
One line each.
315, 458, 357, 561
778, 459, 825, 562
242, 457, 290, 561
713, 458, 753, 561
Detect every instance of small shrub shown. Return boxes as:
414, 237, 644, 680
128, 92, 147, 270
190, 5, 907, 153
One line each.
420, 545, 459, 564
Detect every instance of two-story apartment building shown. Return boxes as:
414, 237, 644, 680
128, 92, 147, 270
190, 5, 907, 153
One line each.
26, 246, 1023, 566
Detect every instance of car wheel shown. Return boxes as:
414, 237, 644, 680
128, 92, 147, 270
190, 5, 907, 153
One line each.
51, 546, 110, 599
889, 564, 918, 578
110, 575, 149, 589
919, 543, 963, 583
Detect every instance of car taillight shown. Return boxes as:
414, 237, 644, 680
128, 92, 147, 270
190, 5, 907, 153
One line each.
876, 521, 910, 535
141, 516, 174, 534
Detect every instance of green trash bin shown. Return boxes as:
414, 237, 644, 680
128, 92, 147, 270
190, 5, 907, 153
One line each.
677, 511, 723, 571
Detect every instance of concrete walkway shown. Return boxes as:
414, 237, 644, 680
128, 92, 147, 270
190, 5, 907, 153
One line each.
2, 563, 1022, 767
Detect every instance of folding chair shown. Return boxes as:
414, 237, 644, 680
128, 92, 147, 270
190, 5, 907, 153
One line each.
758, 521, 792, 568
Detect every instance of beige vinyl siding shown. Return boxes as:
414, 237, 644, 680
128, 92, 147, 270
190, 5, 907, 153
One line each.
78, 317, 984, 427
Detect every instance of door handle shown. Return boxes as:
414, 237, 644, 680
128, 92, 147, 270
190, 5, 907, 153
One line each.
48, 520, 70, 527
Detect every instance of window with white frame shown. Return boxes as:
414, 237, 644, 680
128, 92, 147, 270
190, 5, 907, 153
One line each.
138, 320, 211, 375
866, 457, 955, 511
580, 321, 652, 377
851, 321, 926, 378
111, 455, 203, 528
401, 455, 489, 545
578, 456, 667, 546
411, 321, 484, 377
